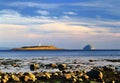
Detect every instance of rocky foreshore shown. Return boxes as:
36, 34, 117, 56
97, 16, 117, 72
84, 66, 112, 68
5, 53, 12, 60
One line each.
0, 58, 120, 83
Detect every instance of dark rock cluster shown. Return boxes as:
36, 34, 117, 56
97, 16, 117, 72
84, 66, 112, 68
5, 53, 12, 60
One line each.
0, 63, 119, 83
0, 58, 120, 83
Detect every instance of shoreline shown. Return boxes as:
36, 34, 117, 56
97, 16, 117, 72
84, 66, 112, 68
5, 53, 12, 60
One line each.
1, 58, 120, 72
1, 49, 120, 51
0, 57, 120, 82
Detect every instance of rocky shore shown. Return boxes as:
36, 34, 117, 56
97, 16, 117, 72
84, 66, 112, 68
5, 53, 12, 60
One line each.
0, 58, 120, 83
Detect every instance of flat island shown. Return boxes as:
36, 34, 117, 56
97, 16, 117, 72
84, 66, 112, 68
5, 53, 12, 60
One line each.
12, 45, 62, 50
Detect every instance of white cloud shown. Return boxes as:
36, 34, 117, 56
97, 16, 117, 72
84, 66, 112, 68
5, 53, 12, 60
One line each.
0, 24, 26, 29
0, 9, 55, 25
0, 9, 20, 16
70, 0, 120, 16
9, 2, 61, 9
0, 1, 120, 48
64, 12, 77, 15
25, 34, 42, 38
4, 1, 120, 16
62, 15, 70, 19
37, 10, 49, 15
0, 9, 120, 48
8, 1, 107, 8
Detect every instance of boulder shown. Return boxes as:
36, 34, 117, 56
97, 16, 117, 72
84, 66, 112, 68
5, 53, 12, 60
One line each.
24, 75, 29, 82
11, 74, 20, 82
103, 66, 114, 71
23, 72, 36, 82
52, 72, 58, 77
2, 79, 8, 83
64, 74, 72, 80
58, 64, 67, 71
46, 63, 57, 69
86, 70, 103, 80
30, 63, 39, 71
18, 72, 23, 77
44, 72, 51, 79
28, 72, 36, 81
49, 63, 57, 68
81, 74, 89, 80
2, 74, 9, 83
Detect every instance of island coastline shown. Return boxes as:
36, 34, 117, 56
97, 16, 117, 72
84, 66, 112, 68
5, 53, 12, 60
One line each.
12, 45, 63, 50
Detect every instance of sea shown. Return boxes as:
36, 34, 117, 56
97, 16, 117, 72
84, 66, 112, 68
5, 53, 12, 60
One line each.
0, 50, 120, 59
0, 50, 120, 72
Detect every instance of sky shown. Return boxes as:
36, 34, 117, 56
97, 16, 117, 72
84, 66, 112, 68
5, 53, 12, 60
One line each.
0, 0, 120, 49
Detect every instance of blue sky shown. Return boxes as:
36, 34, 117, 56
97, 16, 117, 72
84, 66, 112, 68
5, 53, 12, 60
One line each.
0, 0, 120, 49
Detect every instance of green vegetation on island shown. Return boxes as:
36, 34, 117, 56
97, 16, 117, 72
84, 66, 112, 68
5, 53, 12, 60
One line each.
12, 45, 62, 50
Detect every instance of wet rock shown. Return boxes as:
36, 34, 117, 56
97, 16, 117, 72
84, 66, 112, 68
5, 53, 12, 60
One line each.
103, 66, 115, 72
63, 73, 77, 83
86, 70, 103, 80
18, 72, 23, 77
46, 63, 57, 69
1, 59, 21, 66
23, 75, 29, 82
36, 72, 51, 80
82, 69, 87, 74
24, 72, 37, 82
81, 74, 89, 80
44, 72, 51, 79
12, 63, 20, 67
49, 63, 57, 68
58, 64, 67, 71
76, 71, 83, 77
112, 80, 115, 83
70, 77, 77, 83
105, 59, 120, 62
11, 74, 20, 82
102, 67, 119, 83
64, 74, 72, 80
89, 59, 95, 62
2, 79, 8, 83
30, 63, 39, 71
1, 74, 9, 83
52, 72, 59, 77
78, 78, 83, 82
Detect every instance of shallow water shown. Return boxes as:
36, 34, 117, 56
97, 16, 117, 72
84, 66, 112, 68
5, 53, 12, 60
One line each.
0, 50, 120, 72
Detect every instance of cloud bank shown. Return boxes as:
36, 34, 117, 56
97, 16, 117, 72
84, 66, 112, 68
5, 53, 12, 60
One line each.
0, 0, 120, 49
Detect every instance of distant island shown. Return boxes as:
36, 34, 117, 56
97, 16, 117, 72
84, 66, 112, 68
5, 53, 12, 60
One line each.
12, 45, 63, 50
83, 44, 95, 50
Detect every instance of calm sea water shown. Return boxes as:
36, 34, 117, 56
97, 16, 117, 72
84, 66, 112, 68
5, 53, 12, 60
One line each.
0, 50, 120, 59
